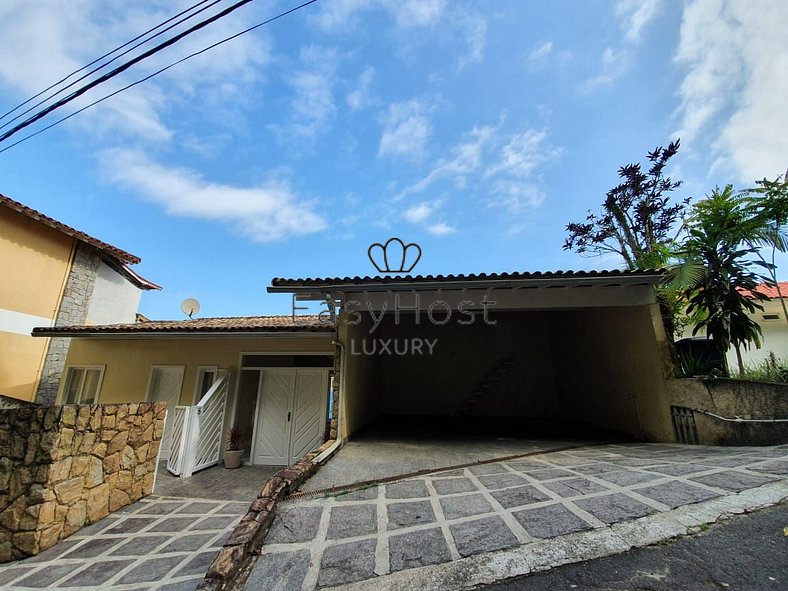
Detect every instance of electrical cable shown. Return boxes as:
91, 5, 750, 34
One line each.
0, 0, 320, 155
0, 0, 220, 123
0, 0, 260, 144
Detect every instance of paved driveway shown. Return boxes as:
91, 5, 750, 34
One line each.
246, 442, 788, 590
0, 495, 249, 591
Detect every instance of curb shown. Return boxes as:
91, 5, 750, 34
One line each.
319, 479, 788, 591
196, 439, 340, 591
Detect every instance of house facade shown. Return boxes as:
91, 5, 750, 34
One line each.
0, 194, 159, 403
32, 316, 336, 472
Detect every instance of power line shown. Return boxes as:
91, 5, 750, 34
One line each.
0, 0, 259, 144
0, 0, 321, 155
0, 0, 219, 124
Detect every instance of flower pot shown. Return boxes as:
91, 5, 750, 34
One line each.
224, 449, 243, 469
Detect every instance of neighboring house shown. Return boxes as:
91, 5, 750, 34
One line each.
678, 281, 788, 369
32, 315, 336, 475
0, 194, 159, 403
269, 270, 677, 443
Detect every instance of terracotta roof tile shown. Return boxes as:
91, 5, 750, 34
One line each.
741, 282, 788, 299
32, 315, 333, 336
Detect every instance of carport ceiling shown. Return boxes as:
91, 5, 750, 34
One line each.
268, 269, 665, 311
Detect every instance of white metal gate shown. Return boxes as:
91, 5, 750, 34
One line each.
167, 372, 230, 478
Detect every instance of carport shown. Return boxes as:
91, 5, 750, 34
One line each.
270, 270, 676, 462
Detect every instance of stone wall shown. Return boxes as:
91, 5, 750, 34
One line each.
667, 378, 788, 445
36, 242, 102, 405
0, 402, 165, 562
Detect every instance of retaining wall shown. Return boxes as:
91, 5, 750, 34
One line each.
0, 402, 165, 561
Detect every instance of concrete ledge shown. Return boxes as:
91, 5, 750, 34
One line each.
319, 480, 788, 591
196, 439, 338, 591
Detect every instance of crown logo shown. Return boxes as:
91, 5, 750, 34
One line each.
368, 237, 422, 274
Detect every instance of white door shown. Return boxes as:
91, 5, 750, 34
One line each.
252, 369, 328, 466
147, 366, 184, 458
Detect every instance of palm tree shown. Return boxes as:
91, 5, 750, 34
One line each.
679, 186, 771, 376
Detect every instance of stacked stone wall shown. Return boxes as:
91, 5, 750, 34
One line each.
0, 402, 165, 561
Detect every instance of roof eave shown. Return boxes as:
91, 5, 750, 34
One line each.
31, 328, 335, 339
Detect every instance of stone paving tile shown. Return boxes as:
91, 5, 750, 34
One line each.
491, 485, 552, 509
513, 503, 594, 538
192, 515, 240, 531
506, 460, 549, 472
563, 463, 620, 476
432, 477, 478, 495
149, 516, 198, 532
157, 578, 204, 591
136, 501, 185, 515
334, 487, 378, 502
645, 463, 713, 476
636, 481, 720, 508
327, 504, 377, 539
387, 500, 437, 529
389, 527, 452, 572
105, 517, 158, 534
61, 559, 135, 586
690, 470, 778, 492
267, 506, 324, 544
574, 493, 658, 524
439, 493, 494, 520
385, 479, 429, 499
543, 477, 611, 497
449, 516, 520, 557
14, 564, 76, 588
433, 468, 465, 477
521, 467, 575, 481
110, 535, 171, 556
596, 470, 664, 487
176, 501, 222, 514
0, 566, 34, 587
117, 556, 188, 584
478, 472, 529, 490
246, 550, 311, 591
62, 537, 124, 558
174, 550, 219, 577
468, 463, 510, 476
317, 539, 377, 588
159, 533, 219, 554
749, 460, 788, 475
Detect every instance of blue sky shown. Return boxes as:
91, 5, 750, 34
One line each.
0, 0, 786, 319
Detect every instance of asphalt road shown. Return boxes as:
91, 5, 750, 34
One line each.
480, 502, 788, 591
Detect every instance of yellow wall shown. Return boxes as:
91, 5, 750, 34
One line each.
0, 206, 73, 318
0, 206, 74, 401
62, 336, 336, 406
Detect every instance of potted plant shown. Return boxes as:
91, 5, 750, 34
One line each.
224, 427, 244, 469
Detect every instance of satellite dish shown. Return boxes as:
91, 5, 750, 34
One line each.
180, 298, 200, 319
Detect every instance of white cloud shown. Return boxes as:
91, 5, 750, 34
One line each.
578, 47, 628, 93
101, 148, 326, 242
403, 202, 435, 224
674, 0, 788, 181
615, 0, 660, 43
285, 46, 339, 140
454, 10, 487, 67
381, 0, 446, 28
488, 181, 545, 214
378, 98, 434, 160
311, 0, 372, 32
346, 66, 375, 111
486, 129, 564, 178
427, 222, 455, 236
529, 42, 553, 62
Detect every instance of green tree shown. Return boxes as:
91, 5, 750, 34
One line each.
680, 185, 772, 375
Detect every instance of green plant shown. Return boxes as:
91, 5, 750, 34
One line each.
226, 427, 244, 451
739, 353, 788, 384
674, 351, 723, 378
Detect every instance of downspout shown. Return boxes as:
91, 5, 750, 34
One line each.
313, 338, 345, 464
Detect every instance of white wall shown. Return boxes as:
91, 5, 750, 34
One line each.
85, 261, 141, 325
680, 298, 788, 367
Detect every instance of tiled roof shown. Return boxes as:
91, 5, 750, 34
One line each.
270, 269, 665, 289
743, 282, 788, 299
32, 315, 333, 336
0, 193, 140, 265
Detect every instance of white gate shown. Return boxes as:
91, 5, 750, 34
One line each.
166, 372, 230, 478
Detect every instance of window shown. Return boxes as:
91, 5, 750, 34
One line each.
763, 313, 781, 321
62, 366, 104, 404
194, 366, 218, 403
